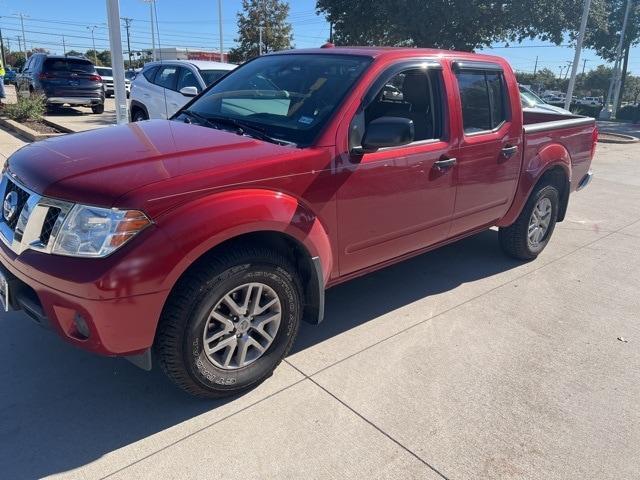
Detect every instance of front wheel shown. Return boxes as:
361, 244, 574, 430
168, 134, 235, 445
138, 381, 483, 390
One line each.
155, 247, 302, 398
91, 103, 105, 114
499, 184, 559, 260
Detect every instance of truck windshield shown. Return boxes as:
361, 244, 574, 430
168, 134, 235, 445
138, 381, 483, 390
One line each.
182, 54, 372, 146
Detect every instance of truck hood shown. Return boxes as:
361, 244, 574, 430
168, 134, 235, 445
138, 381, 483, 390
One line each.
8, 120, 296, 207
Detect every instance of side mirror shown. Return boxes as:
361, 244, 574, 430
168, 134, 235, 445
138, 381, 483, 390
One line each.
179, 86, 199, 97
359, 117, 414, 153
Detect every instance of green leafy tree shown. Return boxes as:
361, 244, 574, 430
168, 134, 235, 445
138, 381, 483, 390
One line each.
584, 64, 614, 97
97, 50, 112, 67
228, 0, 293, 62
66, 50, 84, 58
316, 0, 586, 51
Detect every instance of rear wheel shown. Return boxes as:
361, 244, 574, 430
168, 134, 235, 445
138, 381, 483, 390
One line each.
155, 247, 302, 398
92, 103, 105, 114
499, 184, 559, 260
131, 108, 148, 122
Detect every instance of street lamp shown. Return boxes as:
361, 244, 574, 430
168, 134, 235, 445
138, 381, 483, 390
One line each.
142, 0, 156, 61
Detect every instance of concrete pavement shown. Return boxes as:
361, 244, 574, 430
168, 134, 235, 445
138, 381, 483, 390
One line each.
0, 140, 638, 479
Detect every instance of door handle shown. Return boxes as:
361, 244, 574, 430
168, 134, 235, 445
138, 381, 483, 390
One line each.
433, 157, 457, 171
501, 145, 518, 158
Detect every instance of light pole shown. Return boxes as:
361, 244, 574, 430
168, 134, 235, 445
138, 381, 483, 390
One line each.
611, 0, 633, 117
106, 0, 129, 124
218, 0, 224, 62
258, 25, 263, 56
15, 13, 29, 59
564, 0, 591, 111
87, 26, 99, 64
142, 0, 156, 61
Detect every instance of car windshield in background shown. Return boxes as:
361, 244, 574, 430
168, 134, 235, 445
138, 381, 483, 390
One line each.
96, 68, 112, 77
199, 69, 231, 86
44, 58, 95, 74
183, 54, 372, 146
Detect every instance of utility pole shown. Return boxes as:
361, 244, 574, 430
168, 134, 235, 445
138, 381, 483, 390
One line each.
565, 61, 573, 80
218, 0, 224, 62
143, 0, 156, 61
16, 35, 22, 59
87, 26, 99, 64
16, 13, 29, 59
106, 0, 128, 124
329, 22, 333, 43
533, 56, 538, 77
564, 0, 591, 110
581, 58, 589, 76
558, 65, 565, 78
121, 17, 133, 69
258, 25, 263, 56
62, 35, 66, 55
611, 0, 632, 118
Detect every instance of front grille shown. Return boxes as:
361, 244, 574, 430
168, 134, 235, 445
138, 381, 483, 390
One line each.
40, 207, 61, 246
4, 180, 30, 229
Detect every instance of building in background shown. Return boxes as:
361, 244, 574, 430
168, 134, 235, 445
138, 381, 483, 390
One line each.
153, 47, 227, 62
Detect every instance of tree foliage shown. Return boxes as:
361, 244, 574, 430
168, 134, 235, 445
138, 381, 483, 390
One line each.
316, 0, 585, 51
228, 0, 293, 62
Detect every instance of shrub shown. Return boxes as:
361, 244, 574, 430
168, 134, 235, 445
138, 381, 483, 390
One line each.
616, 105, 638, 121
3, 95, 46, 122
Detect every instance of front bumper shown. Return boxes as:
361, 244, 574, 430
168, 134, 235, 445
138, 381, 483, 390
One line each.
0, 250, 168, 356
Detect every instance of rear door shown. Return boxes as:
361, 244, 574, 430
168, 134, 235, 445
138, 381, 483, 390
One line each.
448, 61, 522, 237
336, 61, 457, 275
41, 58, 101, 98
152, 64, 181, 118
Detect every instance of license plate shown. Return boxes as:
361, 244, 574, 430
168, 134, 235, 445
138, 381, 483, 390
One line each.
0, 270, 10, 312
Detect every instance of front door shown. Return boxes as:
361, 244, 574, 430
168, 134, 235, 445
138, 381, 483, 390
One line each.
337, 64, 457, 276
449, 64, 522, 236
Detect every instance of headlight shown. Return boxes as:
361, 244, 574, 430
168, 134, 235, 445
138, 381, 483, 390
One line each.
52, 205, 151, 258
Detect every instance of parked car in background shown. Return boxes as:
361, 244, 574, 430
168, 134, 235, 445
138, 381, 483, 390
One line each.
129, 60, 236, 121
0, 47, 597, 398
16, 54, 105, 113
4, 68, 17, 85
579, 96, 603, 106
519, 85, 572, 115
95, 66, 131, 98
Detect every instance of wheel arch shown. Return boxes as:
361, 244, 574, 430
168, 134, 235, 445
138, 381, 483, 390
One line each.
498, 142, 572, 227
155, 189, 334, 326
129, 99, 149, 120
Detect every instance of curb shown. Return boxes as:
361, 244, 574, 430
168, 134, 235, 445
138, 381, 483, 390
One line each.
597, 132, 639, 144
0, 117, 66, 142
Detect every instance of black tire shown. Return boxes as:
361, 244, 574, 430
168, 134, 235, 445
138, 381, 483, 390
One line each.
499, 184, 560, 261
155, 247, 302, 398
131, 108, 148, 122
92, 103, 105, 114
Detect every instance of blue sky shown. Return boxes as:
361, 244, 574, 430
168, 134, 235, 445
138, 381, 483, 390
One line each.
1, 0, 637, 74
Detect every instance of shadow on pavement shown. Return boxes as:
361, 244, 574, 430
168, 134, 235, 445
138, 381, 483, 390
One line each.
0, 229, 522, 479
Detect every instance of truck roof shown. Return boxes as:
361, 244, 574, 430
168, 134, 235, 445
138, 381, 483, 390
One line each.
269, 46, 507, 65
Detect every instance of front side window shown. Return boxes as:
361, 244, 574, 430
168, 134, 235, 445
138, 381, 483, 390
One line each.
363, 68, 443, 142
155, 66, 178, 90
182, 54, 372, 146
456, 70, 507, 133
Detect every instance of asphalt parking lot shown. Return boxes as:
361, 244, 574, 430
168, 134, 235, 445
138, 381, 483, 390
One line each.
0, 119, 638, 479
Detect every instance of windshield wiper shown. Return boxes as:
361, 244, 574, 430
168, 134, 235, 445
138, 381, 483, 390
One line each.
181, 109, 220, 129
205, 115, 294, 146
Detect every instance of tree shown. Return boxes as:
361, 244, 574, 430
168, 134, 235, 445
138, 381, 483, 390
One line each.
228, 0, 293, 62
583, 64, 614, 97
97, 50, 112, 67
66, 50, 84, 58
583, 0, 640, 107
316, 0, 585, 51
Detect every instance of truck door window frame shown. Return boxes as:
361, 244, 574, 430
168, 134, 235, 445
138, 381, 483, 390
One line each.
349, 60, 446, 152
452, 61, 511, 136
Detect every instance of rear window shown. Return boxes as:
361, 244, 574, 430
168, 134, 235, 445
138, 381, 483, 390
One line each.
199, 69, 231, 86
143, 66, 159, 82
43, 58, 95, 74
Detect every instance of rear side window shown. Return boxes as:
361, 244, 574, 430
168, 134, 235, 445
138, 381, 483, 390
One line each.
455, 70, 507, 133
143, 66, 158, 82
155, 66, 178, 90
43, 58, 95, 74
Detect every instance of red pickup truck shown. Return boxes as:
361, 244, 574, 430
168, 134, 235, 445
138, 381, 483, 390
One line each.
0, 47, 596, 397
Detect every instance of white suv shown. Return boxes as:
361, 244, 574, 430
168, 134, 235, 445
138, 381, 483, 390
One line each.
129, 60, 236, 121
95, 67, 131, 98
